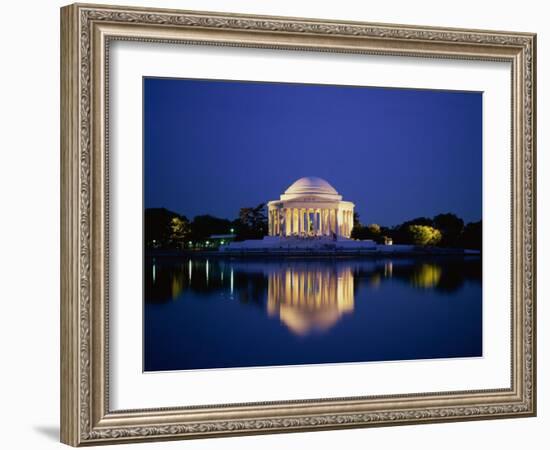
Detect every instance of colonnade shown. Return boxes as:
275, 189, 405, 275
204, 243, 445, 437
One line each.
268, 207, 354, 238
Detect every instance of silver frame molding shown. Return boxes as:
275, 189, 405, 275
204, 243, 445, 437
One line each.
60, 3, 536, 446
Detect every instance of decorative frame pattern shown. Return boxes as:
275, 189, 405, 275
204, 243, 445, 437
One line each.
60, 3, 536, 446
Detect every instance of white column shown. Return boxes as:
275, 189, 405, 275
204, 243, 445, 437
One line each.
342, 211, 346, 237
315, 209, 319, 236
307, 209, 311, 235
287, 208, 291, 236
286, 208, 290, 236
314, 209, 318, 235
345, 211, 348, 237
289, 208, 293, 236
343, 210, 346, 237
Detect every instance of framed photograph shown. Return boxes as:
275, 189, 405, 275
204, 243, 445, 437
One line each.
60, 3, 537, 446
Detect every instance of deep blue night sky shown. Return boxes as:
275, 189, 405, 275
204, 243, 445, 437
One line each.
144, 78, 482, 226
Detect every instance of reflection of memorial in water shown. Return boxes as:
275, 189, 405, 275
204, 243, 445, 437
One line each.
267, 266, 354, 336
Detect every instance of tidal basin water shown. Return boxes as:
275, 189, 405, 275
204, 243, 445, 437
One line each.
144, 256, 482, 372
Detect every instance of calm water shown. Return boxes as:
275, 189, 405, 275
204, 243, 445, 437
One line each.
144, 256, 482, 371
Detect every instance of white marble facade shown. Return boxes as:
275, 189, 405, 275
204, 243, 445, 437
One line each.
267, 177, 355, 238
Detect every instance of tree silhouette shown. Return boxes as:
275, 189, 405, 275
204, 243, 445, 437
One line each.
189, 215, 232, 242
460, 220, 482, 251
433, 213, 464, 247
144, 208, 189, 249
238, 203, 268, 240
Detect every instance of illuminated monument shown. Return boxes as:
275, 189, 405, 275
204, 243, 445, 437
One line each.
223, 176, 379, 252
267, 177, 355, 238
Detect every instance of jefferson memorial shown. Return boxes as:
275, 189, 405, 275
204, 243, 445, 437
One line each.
267, 177, 355, 238
223, 176, 380, 253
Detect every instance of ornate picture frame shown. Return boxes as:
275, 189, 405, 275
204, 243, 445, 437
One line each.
60, 3, 536, 446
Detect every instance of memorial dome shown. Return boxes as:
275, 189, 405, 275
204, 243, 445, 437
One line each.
284, 176, 339, 196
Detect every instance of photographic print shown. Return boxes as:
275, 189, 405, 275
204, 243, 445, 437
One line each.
143, 77, 483, 372
60, 6, 536, 444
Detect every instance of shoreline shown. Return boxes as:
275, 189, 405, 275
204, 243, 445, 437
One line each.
145, 248, 481, 259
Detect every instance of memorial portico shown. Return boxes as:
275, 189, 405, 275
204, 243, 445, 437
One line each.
267, 177, 355, 238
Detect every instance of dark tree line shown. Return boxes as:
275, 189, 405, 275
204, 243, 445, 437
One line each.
237, 204, 268, 240
352, 212, 482, 250
144, 208, 190, 249
144, 204, 268, 250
